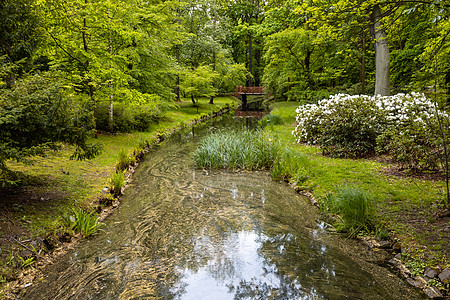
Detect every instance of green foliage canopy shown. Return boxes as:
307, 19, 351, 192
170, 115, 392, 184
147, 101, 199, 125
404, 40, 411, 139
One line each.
0, 73, 100, 180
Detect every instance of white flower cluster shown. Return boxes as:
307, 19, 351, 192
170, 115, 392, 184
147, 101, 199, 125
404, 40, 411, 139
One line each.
292, 93, 449, 144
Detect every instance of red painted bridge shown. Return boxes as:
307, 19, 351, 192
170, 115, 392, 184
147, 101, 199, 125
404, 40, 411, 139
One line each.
233, 86, 266, 112
234, 86, 265, 96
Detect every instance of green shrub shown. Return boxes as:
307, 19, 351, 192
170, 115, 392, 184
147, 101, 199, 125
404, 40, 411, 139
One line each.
329, 185, 374, 238
110, 170, 126, 197
72, 209, 105, 237
94, 102, 162, 133
286, 88, 331, 104
376, 123, 443, 170
293, 93, 449, 161
294, 95, 385, 158
376, 99, 449, 170
0, 72, 99, 181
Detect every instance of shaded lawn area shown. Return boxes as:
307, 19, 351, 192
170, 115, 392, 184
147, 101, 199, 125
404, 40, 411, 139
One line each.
268, 101, 449, 266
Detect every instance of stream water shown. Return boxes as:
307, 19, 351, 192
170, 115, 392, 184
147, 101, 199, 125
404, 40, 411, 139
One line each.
20, 115, 424, 299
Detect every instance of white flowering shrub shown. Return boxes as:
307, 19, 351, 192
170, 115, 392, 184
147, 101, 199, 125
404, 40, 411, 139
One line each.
376, 93, 449, 169
293, 93, 449, 166
293, 94, 386, 157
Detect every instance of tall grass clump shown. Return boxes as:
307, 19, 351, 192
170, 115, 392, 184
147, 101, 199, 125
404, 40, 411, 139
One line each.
271, 148, 313, 185
110, 170, 126, 197
193, 129, 280, 170
116, 150, 131, 171
72, 209, 105, 237
327, 185, 374, 238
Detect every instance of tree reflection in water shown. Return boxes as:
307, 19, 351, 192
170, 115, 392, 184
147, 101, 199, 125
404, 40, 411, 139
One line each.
20, 120, 424, 300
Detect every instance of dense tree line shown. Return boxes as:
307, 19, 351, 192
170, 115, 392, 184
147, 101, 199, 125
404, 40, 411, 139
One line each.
1, 0, 449, 182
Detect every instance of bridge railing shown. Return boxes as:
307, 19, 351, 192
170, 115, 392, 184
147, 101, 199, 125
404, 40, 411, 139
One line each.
234, 86, 265, 95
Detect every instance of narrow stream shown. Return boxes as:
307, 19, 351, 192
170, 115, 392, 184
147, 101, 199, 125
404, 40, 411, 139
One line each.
21, 115, 423, 299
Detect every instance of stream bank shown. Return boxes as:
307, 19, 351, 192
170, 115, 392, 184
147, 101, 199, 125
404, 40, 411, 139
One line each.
0, 98, 236, 298
18, 114, 425, 299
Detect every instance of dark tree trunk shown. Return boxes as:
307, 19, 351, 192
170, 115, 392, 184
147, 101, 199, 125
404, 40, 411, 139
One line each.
241, 94, 248, 110
360, 32, 366, 94
304, 18, 312, 87
5, 73, 15, 88
175, 46, 180, 101
255, 43, 261, 86
209, 0, 217, 105
175, 77, 180, 102
445, 69, 450, 106
305, 48, 311, 86
247, 34, 253, 87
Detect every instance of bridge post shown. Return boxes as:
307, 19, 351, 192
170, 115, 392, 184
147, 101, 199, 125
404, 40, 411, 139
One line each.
241, 94, 248, 111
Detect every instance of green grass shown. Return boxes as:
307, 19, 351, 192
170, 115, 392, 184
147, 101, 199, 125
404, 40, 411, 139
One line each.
267, 101, 448, 265
268, 102, 444, 206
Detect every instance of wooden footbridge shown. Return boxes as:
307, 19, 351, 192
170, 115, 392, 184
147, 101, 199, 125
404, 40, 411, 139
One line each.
233, 86, 266, 115
234, 86, 265, 96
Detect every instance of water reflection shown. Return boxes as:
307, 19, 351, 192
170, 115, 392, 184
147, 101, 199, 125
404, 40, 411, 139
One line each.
172, 230, 316, 300
20, 120, 424, 300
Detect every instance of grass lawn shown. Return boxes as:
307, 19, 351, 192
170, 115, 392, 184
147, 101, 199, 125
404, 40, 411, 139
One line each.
267, 101, 449, 269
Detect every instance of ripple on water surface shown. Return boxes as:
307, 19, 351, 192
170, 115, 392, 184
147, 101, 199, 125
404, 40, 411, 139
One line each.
21, 121, 424, 300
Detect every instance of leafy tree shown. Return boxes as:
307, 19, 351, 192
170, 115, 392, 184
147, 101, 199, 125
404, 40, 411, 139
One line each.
0, 0, 42, 87
216, 60, 248, 93
225, 0, 264, 87
0, 72, 100, 185
180, 65, 218, 104
263, 27, 317, 101
39, 0, 180, 132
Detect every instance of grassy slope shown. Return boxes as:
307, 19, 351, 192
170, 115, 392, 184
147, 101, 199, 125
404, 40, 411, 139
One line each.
268, 102, 448, 266
3, 96, 236, 241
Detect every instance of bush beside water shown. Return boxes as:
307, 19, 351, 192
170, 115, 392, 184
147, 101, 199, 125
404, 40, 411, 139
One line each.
110, 171, 126, 197
293, 93, 449, 168
72, 209, 105, 237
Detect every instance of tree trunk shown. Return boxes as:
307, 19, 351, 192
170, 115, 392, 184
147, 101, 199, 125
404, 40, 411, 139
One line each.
175, 75, 180, 102
108, 8, 114, 133
82, 0, 97, 137
5, 73, 15, 88
445, 69, 450, 106
175, 45, 181, 101
255, 46, 261, 86
247, 34, 253, 87
209, 0, 217, 105
360, 31, 366, 94
370, 4, 390, 96
109, 91, 113, 132
304, 18, 312, 88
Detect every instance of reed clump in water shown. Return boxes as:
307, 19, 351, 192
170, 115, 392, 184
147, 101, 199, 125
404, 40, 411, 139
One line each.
193, 129, 280, 170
